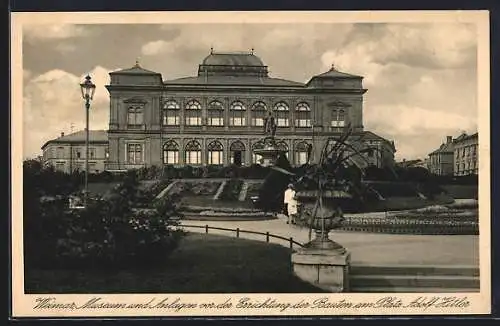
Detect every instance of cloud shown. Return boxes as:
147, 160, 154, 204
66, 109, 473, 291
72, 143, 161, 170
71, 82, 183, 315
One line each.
22, 23, 478, 160
141, 40, 175, 56
24, 24, 90, 42
23, 66, 112, 159
364, 104, 477, 160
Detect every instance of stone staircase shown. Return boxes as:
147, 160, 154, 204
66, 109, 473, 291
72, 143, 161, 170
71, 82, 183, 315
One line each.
349, 265, 480, 293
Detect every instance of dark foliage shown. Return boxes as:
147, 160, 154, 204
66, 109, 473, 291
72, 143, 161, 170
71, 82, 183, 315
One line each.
23, 160, 183, 270
256, 153, 292, 212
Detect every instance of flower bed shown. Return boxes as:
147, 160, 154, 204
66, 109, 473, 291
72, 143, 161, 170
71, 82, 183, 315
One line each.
340, 215, 478, 235
167, 180, 222, 197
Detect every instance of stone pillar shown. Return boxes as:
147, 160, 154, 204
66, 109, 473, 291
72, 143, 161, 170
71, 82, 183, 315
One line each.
292, 248, 351, 293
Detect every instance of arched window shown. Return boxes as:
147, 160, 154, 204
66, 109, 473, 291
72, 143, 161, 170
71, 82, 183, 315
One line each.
230, 101, 246, 126
274, 102, 289, 127
295, 102, 311, 128
208, 100, 224, 126
128, 106, 144, 126
276, 140, 289, 158
251, 140, 265, 164
295, 141, 311, 165
163, 140, 179, 164
185, 100, 202, 126
331, 109, 346, 128
207, 140, 224, 165
163, 100, 180, 126
230, 140, 246, 166
185, 140, 202, 165
251, 101, 267, 126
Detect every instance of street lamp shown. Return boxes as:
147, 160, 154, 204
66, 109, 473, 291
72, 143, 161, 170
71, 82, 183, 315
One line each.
79, 74, 96, 207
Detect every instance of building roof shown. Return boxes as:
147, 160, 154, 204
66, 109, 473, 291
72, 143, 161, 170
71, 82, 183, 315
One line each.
453, 132, 478, 143
201, 52, 265, 67
164, 75, 305, 87
41, 130, 108, 150
311, 65, 363, 80
429, 141, 454, 155
110, 61, 161, 75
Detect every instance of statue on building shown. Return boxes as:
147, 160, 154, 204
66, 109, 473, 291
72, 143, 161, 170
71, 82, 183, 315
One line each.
263, 111, 277, 137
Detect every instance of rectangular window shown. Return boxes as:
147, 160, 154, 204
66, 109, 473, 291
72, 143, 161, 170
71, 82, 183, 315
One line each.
185, 151, 201, 164
89, 148, 96, 159
163, 110, 180, 126
208, 110, 224, 126
75, 149, 81, 159
230, 111, 246, 126
295, 111, 312, 128
164, 151, 179, 164
128, 107, 144, 126
185, 110, 202, 126
275, 111, 289, 127
208, 151, 223, 165
55, 162, 65, 172
56, 147, 64, 158
127, 143, 143, 164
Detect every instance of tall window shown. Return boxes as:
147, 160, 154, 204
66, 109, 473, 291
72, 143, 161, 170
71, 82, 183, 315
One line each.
163, 100, 180, 125
128, 107, 144, 126
163, 140, 179, 164
295, 102, 311, 128
276, 141, 289, 158
127, 143, 143, 164
207, 140, 224, 165
185, 140, 202, 165
89, 148, 96, 159
208, 101, 224, 126
230, 101, 246, 126
251, 101, 267, 126
295, 141, 310, 165
229, 141, 246, 165
74, 148, 82, 159
56, 146, 64, 158
331, 109, 346, 127
274, 102, 289, 127
185, 100, 202, 126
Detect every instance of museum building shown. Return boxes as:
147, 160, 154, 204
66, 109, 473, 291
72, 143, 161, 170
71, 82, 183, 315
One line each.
42, 50, 396, 172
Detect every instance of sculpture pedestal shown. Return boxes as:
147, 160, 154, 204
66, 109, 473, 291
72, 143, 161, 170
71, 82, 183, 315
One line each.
291, 246, 351, 293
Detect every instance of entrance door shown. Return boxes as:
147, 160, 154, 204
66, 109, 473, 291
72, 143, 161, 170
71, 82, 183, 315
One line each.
233, 151, 242, 166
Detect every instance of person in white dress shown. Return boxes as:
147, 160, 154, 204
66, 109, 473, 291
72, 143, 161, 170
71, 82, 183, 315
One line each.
283, 184, 298, 224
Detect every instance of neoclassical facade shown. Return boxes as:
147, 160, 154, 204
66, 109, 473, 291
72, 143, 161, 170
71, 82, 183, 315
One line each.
104, 50, 396, 170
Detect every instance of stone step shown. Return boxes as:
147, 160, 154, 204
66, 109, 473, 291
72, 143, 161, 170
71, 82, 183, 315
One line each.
350, 265, 479, 277
349, 274, 479, 289
350, 286, 480, 293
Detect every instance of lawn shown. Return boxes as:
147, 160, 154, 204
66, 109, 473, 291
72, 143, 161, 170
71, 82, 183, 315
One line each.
25, 233, 324, 294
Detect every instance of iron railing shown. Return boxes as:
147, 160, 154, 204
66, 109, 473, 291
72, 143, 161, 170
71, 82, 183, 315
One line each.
180, 224, 304, 250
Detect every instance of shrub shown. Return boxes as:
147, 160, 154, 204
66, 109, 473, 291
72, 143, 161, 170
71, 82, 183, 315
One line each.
24, 181, 184, 270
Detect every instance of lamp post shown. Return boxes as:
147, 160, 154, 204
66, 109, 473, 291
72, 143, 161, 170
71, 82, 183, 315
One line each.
79, 75, 96, 207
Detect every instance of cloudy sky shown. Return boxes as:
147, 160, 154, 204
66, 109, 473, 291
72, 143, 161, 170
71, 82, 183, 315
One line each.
22, 22, 478, 161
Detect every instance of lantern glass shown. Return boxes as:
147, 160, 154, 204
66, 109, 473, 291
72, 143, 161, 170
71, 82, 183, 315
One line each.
80, 75, 96, 100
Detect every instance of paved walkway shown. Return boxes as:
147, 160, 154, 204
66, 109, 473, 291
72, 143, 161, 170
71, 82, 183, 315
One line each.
180, 216, 479, 267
